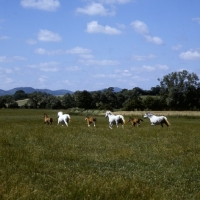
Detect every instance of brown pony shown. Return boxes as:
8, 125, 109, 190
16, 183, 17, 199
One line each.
43, 113, 53, 125
85, 116, 96, 127
128, 117, 143, 127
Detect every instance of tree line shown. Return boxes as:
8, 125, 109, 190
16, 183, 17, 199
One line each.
1, 70, 200, 111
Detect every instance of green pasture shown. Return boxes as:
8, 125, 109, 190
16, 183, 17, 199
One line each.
0, 109, 200, 199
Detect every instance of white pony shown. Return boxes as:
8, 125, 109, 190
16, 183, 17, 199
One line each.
57, 111, 71, 127
105, 110, 125, 129
143, 112, 170, 127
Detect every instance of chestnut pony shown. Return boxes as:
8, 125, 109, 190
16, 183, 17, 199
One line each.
85, 116, 96, 127
128, 117, 143, 127
43, 113, 53, 125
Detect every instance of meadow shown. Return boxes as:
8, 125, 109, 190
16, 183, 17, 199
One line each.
0, 109, 200, 199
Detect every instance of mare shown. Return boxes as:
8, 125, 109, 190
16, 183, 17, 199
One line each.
85, 116, 96, 127
128, 117, 143, 127
57, 111, 71, 127
43, 113, 53, 125
143, 112, 170, 127
105, 110, 125, 129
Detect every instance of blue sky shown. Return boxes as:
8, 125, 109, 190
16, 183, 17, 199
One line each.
0, 0, 200, 91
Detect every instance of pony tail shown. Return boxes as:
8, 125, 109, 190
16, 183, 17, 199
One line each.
122, 117, 125, 124
165, 118, 171, 126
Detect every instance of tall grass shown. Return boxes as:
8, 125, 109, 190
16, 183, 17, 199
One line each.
0, 109, 200, 199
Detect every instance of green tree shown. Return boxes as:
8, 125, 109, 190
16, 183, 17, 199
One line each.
3, 95, 18, 108
75, 90, 94, 109
143, 96, 165, 110
62, 94, 75, 108
13, 90, 27, 100
158, 70, 200, 110
28, 92, 49, 108
0, 96, 6, 108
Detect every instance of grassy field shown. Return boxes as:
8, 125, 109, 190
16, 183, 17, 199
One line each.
0, 109, 200, 199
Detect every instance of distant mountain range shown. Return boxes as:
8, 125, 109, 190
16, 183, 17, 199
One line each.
0, 87, 122, 96
0, 87, 73, 96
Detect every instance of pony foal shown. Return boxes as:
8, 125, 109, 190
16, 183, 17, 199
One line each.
85, 116, 96, 127
43, 113, 53, 125
128, 117, 143, 127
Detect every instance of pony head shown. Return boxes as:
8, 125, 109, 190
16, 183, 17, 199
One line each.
58, 111, 63, 118
105, 110, 112, 118
143, 112, 153, 118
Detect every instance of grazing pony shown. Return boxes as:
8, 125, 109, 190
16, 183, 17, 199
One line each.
105, 110, 125, 129
57, 111, 71, 127
128, 117, 143, 127
85, 116, 96, 127
43, 113, 53, 125
143, 112, 170, 127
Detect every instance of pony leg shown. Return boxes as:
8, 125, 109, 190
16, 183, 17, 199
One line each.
64, 119, 68, 126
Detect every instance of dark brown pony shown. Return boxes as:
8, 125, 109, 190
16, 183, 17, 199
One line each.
128, 117, 143, 127
43, 113, 53, 125
85, 116, 96, 127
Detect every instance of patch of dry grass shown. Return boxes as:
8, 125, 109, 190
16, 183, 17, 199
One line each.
110, 110, 200, 117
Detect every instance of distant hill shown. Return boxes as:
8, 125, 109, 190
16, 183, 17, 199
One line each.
0, 87, 73, 96
97, 87, 123, 93
0, 87, 123, 96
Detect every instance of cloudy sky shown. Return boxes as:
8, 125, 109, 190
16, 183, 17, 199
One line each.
0, 0, 200, 91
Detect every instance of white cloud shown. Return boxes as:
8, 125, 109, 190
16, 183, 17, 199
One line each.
79, 58, 120, 66
0, 56, 8, 62
130, 20, 149, 35
172, 44, 182, 51
192, 17, 200, 24
99, 0, 132, 4
156, 64, 169, 70
28, 62, 59, 72
86, 21, 122, 35
20, 0, 60, 12
5, 78, 14, 83
35, 47, 92, 55
39, 75, 47, 83
26, 39, 37, 45
180, 49, 200, 60
116, 23, 126, 29
144, 35, 163, 45
131, 20, 163, 45
0, 35, 9, 40
67, 47, 92, 54
132, 54, 156, 61
142, 65, 155, 71
115, 69, 131, 76
38, 29, 62, 42
65, 66, 81, 71
130, 64, 168, 73
40, 67, 58, 72
76, 2, 115, 16
0, 56, 26, 62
